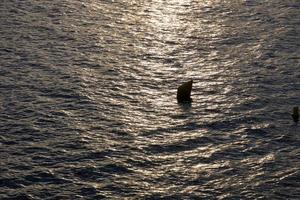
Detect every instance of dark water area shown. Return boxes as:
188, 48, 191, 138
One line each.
1, 0, 300, 199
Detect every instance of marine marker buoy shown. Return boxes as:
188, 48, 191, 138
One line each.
177, 79, 193, 103
292, 106, 299, 124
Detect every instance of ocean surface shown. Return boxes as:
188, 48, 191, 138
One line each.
1, 0, 300, 199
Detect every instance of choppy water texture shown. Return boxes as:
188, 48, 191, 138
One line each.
1, 0, 300, 199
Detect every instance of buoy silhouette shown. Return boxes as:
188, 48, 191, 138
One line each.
292, 106, 299, 124
177, 79, 193, 103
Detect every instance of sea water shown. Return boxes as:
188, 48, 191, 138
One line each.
0, 0, 299, 199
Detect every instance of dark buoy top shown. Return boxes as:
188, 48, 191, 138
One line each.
292, 106, 299, 124
177, 79, 193, 103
